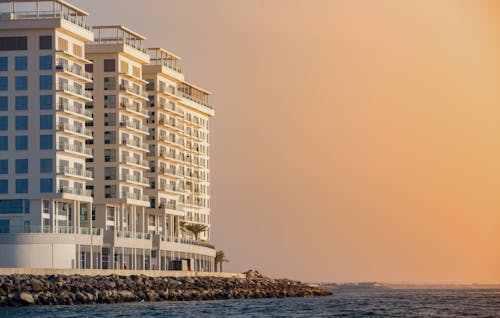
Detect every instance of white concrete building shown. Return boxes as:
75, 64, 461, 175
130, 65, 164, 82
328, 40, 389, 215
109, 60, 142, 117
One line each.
0, 0, 100, 269
0, 0, 215, 271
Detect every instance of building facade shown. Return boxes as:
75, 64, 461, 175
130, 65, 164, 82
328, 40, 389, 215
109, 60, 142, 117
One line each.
0, 0, 215, 271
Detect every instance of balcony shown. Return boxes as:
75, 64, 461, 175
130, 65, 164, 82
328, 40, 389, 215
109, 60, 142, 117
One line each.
157, 85, 179, 100
58, 187, 92, 197
121, 192, 150, 207
121, 138, 149, 152
179, 197, 204, 209
158, 102, 183, 117
57, 142, 93, 158
121, 174, 150, 187
2, 9, 91, 31
159, 151, 184, 163
119, 120, 148, 134
119, 84, 148, 100
119, 102, 148, 118
56, 123, 92, 138
57, 83, 92, 102
56, 64, 92, 82
158, 118, 184, 132
120, 156, 149, 169
159, 135, 185, 148
158, 167, 184, 179
57, 166, 93, 180
57, 104, 93, 120
159, 184, 185, 194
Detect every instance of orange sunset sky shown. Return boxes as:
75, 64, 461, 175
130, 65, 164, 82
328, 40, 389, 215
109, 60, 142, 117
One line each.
74, 0, 500, 283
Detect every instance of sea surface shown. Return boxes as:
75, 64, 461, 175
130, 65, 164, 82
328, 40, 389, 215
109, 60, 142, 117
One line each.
0, 288, 498, 317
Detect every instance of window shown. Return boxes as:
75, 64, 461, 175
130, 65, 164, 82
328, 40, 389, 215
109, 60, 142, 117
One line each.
39, 55, 52, 70
0, 77, 8, 91
104, 131, 116, 144
0, 136, 7, 150
15, 116, 28, 130
104, 149, 116, 162
104, 113, 116, 126
0, 200, 29, 213
104, 95, 116, 108
104, 185, 116, 198
85, 61, 93, 73
0, 160, 7, 174
73, 44, 82, 58
39, 115, 52, 129
57, 38, 68, 51
15, 136, 28, 150
40, 135, 52, 150
0, 36, 27, 51
104, 59, 115, 72
0, 57, 7, 71
39, 36, 52, 50
0, 96, 7, 111
15, 76, 28, 90
15, 159, 28, 174
104, 167, 116, 180
40, 178, 53, 193
0, 220, 8, 233
40, 75, 52, 90
40, 95, 52, 109
15, 56, 27, 71
104, 77, 115, 90
0, 180, 6, 194
0, 116, 7, 130
15, 96, 27, 110
40, 158, 52, 173
15, 179, 28, 193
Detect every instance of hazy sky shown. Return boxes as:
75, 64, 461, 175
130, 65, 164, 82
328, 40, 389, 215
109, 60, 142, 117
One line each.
74, 0, 500, 283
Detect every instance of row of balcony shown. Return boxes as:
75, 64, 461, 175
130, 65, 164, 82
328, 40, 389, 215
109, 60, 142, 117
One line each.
56, 64, 93, 80
2, 225, 101, 236
57, 142, 93, 157
57, 166, 93, 179
57, 83, 92, 100
57, 104, 93, 120
56, 123, 92, 138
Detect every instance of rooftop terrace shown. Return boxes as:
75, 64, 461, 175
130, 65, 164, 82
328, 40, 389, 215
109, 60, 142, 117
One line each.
93, 25, 147, 54
0, 0, 90, 30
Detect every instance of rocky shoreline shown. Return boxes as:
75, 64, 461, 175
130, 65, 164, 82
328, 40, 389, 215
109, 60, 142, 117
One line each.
0, 271, 331, 306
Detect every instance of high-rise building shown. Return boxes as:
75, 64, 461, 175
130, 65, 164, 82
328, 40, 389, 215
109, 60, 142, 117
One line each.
0, 0, 215, 272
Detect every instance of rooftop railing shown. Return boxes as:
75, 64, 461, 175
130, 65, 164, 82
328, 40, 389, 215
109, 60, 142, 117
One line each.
160, 235, 214, 249
1, 226, 102, 235
3, 11, 91, 30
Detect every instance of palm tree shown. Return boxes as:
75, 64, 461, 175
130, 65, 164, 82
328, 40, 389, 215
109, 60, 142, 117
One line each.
215, 250, 229, 272
180, 222, 207, 241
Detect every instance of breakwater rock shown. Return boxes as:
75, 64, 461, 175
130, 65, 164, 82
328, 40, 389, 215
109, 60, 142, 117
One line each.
0, 271, 331, 306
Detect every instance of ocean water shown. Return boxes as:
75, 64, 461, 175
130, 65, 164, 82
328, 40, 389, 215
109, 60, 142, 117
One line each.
0, 289, 498, 317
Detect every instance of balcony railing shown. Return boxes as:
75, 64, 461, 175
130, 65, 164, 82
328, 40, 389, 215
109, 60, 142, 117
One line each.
57, 83, 92, 100
160, 135, 185, 147
121, 138, 149, 151
120, 102, 148, 116
160, 235, 214, 249
159, 118, 184, 131
177, 91, 213, 109
56, 123, 92, 137
116, 230, 151, 240
57, 166, 93, 179
158, 202, 183, 211
57, 104, 93, 119
58, 187, 92, 197
56, 64, 93, 80
120, 84, 148, 98
159, 184, 185, 193
121, 156, 149, 168
120, 120, 148, 133
122, 192, 150, 203
158, 102, 183, 116
2, 225, 102, 235
121, 174, 149, 186
57, 142, 93, 156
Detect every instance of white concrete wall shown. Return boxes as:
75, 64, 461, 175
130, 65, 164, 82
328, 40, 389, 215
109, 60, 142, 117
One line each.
0, 243, 76, 268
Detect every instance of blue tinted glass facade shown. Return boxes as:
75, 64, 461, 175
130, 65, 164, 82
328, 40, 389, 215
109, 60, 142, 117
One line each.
14, 56, 27, 70
15, 96, 27, 110
0, 96, 7, 111
15, 136, 27, 150
15, 179, 28, 193
15, 76, 28, 90
40, 95, 52, 109
15, 116, 28, 130
39, 115, 52, 129
0, 136, 7, 150
40, 158, 52, 173
39, 55, 52, 70
0, 160, 7, 174
40, 134, 52, 149
39, 75, 52, 90
40, 178, 53, 193
0, 116, 7, 130
0, 57, 7, 71
15, 159, 28, 174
